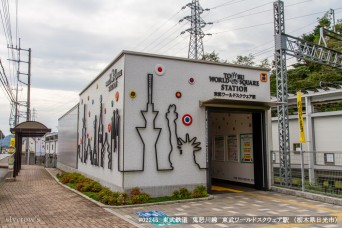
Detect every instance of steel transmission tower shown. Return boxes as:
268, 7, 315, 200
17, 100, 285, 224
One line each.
180, 0, 211, 60
274, 0, 291, 187
273, 0, 342, 186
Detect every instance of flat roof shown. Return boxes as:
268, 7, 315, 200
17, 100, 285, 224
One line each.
80, 50, 270, 95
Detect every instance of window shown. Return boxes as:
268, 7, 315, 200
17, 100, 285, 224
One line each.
324, 153, 335, 165
293, 143, 301, 153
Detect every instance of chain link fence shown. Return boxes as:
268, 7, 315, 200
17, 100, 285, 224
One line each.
271, 150, 342, 197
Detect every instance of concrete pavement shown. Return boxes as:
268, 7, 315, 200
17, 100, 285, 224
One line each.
0, 165, 134, 228
1, 165, 341, 228
108, 186, 342, 227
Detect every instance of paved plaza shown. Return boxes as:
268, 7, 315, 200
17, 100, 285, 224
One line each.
0, 165, 341, 227
0, 166, 134, 228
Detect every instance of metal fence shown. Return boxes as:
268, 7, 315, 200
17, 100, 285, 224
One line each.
271, 150, 342, 197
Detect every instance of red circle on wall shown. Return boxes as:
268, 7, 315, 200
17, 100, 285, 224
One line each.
108, 123, 111, 133
182, 114, 193, 126
155, 64, 165, 76
115, 91, 119, 102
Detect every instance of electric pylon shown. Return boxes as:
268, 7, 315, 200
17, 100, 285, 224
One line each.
180, 0, 211, 60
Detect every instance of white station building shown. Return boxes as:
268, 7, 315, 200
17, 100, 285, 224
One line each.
58, 51, 276, 196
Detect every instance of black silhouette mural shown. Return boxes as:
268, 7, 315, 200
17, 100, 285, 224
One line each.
164, 104, 179, 170
92, 115, 97, 165
81, 104, 87, 162
109, 109, 120, 170
177, 133, 206, 169
78, 73, 206, 172
134, 74, 204, 172
98, 96, 105, 167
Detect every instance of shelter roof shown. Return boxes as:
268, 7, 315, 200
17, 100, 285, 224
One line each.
10, 121, 51, 137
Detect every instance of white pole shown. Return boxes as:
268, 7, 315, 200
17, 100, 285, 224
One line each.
300, 143, 305, 192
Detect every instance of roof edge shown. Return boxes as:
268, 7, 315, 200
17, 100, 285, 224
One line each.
79, 50, 270, 96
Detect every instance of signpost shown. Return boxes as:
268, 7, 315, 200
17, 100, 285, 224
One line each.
297, 92, 306, 191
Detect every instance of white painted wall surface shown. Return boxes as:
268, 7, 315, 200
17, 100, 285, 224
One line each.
272, 113, 342, 166
123, 54, 269, 190
77, 56, 125, 191
74, 52, 270, 195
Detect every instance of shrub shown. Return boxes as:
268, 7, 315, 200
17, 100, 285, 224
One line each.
81, 181, 102, 192
172, 190, 180, 198
173, 187, 191, 199
130, 187, 141, 197
75, 178, 92, 191
60, 172, 85, 184
192, 185, 208, 198
98, 188, 112, 201
131, 193, 150, 204
179, 188, 191, 198
117, 193, 128, 205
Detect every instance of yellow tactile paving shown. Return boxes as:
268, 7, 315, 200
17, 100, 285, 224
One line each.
212, 185, 244, 193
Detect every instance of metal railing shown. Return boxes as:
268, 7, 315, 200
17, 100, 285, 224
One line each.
271, 150, 342, 197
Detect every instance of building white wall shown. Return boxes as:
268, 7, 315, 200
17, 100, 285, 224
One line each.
72, 51, 271, 196
58, 104, 79, 169
77, 55, 125, 191
122, 53, 270, 194
22, 138, 36, 153
271, 112, 342, 166
314, 115, 342, 151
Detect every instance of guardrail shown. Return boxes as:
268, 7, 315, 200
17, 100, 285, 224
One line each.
271, 150, 342, 197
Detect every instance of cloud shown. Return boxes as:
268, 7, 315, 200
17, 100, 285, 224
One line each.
0, 0, 341, 136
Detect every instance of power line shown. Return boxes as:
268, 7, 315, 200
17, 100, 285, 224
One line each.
210, 0, 248, 10
131, 7, 186, 51
213, 0, 312, 24
213, 0, 273, 23
140, 22, 180, 52
211, 8, 342, 35
149, 21, 189, 53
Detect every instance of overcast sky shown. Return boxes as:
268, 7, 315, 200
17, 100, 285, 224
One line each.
0, 0, 341, 135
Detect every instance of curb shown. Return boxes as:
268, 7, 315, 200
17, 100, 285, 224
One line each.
45, 168, 106, 207
45, 168, 214, 209
271, 186, 342, 206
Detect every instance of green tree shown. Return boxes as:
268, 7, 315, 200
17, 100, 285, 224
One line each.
258, 58, 271, 69
232, 54, 255, 66
202, 51, 223, 62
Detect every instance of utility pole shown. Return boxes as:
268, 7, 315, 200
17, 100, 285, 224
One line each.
27, 48, 31, 121
8, 38, 32, 124
180, 0, 212, 60
32, 108, 37, 121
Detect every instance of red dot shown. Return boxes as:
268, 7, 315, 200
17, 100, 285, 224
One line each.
158, 67, 163, 72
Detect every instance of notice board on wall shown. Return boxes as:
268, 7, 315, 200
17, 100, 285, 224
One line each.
227, 135, 238, 162
214, 135, 225, 161
240, 133, 253, 163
